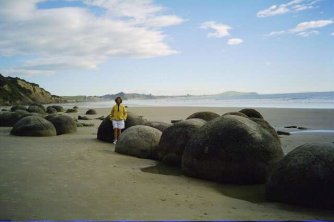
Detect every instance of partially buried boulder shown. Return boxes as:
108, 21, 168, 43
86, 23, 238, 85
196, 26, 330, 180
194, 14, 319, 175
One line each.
115, 125, 162, 159
10, 116, 56, 137
239, 108, 263, 119
186, 111, 220, 122
222, 112, 248, 118
46, 115, 77, 135
266, 142, 334, 209
27, 105, 46, 114
86, 109, 97, 115
157, 119, 206, 167
144, 121, 172, 132
10, 105, 27, 112
51, 105, 64, 112
97, 113, 146, 143
66, 108, 77, 113
46, 106, 57, 114
0, 110, 32, 126
78, 115, 91, 120
182, 115, 283, 184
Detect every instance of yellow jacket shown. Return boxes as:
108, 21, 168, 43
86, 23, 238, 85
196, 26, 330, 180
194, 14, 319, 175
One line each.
110, 104, 127, 121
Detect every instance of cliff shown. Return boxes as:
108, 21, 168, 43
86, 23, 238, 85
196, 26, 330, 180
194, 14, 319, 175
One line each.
0, 74, 65, 105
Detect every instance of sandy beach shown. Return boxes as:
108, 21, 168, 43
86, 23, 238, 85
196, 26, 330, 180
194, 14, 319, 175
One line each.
1, 106, 334, 220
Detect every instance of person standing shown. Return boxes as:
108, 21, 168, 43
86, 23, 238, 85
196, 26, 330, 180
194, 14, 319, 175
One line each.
110, 96, 127, 144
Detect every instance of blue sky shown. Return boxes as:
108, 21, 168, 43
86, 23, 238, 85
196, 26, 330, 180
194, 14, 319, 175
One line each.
0, 0, 333, 96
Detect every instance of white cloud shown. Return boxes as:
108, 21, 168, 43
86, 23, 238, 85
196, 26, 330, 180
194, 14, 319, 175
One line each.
200, 21, 231, 38
296, 30, 319, 37
331, 32, 334, 36
0, 0, 184, 76
268, 19, 333, 37
257, 0, 319, 17
291, 20, 334, 32
227, 38, 243, 45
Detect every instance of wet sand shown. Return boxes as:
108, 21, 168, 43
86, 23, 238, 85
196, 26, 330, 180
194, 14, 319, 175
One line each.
0, 106, 334, 220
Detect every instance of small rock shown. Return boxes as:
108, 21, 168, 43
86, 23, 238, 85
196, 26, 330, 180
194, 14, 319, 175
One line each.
277, 130, 291, 135
171, 119, 182, 124
78, 115, 91, 120
284, 125, 297, 128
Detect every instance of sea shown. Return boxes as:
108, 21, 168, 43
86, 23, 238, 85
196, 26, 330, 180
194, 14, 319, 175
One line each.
55, 97, 334, 109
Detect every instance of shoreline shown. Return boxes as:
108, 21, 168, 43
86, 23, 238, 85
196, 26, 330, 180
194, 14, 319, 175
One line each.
1, 106, 334, 220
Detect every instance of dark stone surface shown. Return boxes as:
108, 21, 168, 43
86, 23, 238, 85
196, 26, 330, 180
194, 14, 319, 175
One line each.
239, 108, 264, 119
266, 142, 334, 209
86, 109, 97, 115
0, 110, 32, 126
115, 125, 162, 159
27, 105, 46, 114
10, 105, 27, 112
47, 115, 77, 135
97, 113, 146, 143
186, 111, 220, 122
157, 119, 206, 167
144, 121, 172, 132
182, 115, 283, 184
46, 106, 57, 114
222, 112, 248, 118
10, 116, 56, 137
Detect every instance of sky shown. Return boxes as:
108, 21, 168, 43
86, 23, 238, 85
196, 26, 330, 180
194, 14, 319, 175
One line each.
0, 0, 333, 96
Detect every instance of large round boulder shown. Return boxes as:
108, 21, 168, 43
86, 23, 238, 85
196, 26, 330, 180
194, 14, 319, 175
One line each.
239, 108, 263, 119
222, 112, 248, 118
0, 110, 32, 126
10, 116, 56, 137
10, 105, 27, 112
46, 106, 57, 114
27, 105, 46, 114
157, 119, 206, 167
50, 105, 64, 112
144, 121, 172, 132
182, 115, 283, 184
266, 143, 334, 209
46, 115, 77, 135
86, 109, 97, 115
97, 113, 146, 143
186, 111, 220, 122
115, 125, 162, 159
65, 108, 78, 113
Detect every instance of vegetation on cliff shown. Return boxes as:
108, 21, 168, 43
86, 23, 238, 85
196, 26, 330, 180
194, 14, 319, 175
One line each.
0, 74, 64, 105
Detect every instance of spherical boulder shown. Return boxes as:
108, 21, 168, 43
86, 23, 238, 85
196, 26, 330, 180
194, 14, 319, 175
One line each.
27, 105, 46, 114
115, 125, 162, 159
144, 121, 172, 132
266, 143, 334, 209
47, 115, 77, 135
66, 108, 78, 113
86, 109, 97, 115
182, 115, 283, 184
250, 117, 280, 141
97, 113, 146, 143
157, 119, 206, 167
186, 111, 220, 122
222, 112, 248, 118
0, 110, 32, 126
51, 105, 64, 112
239, 108, 263, 119
46, 106, 57, 114
10, 116, 56, 137
10, 105, 27, 112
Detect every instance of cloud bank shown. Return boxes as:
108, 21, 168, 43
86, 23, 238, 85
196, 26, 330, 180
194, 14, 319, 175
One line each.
0, 0, 184, 75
